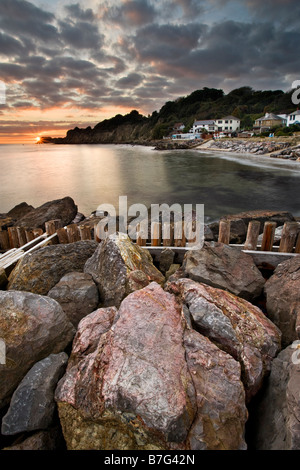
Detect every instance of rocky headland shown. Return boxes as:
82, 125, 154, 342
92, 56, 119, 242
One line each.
0, 198, 300, 450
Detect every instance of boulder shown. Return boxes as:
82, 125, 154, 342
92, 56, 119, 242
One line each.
8, 240, 97, 295
184, 329, 247, 450
48, 272, 99, 328
166, 278, 281, 401
177, 242, 265, 301
56, 282, 248, 450
1, 353, 68, 435
7, 202, 35, 221
252, 344, 300, 449
264, 256, 300, 347
84, 233, 164, 308
14, 197, 77, 230
0, 291, 75, 408
2, 427, 64, 450
158, 248, 175, 275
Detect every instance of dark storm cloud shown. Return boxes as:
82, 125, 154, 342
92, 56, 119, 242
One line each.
0, 0, 58, 42
116, 73, 144, 88
246, 0, 300, 26
104, 0, 156, 26
64, 3, 96, 22
58, 19, 104, 50
0, 32, 26, 57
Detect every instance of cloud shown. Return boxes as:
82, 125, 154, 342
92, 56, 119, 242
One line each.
116, 72, 144, 88
64, 3, 96, 21
0, 0, 58, 43
0, 32, 26, 57
58, 19, 104, 49
104, 0, 156, 26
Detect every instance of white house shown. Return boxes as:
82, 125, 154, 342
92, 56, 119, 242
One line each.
192, 120, 216, 133
287, 110, 300, 127
215, 116, 240, 132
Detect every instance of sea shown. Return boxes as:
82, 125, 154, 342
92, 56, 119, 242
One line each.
1, 143, 300, 222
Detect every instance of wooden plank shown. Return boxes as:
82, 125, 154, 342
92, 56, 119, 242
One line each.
244, 220, 260, 251
174, 221, 186, 247
17, 227, 27, 247
260, 222, 276, 252
8, 227, 20, 249
162, 222, 174, 247
218, 220, 231, 244
151, 222, 161, 247
66, 224, 80, 243
79, 225, 92, 241
33, 228, 43, 238
0, 230, 10, 251
25, 229, 35, 243
136, 223, 147, 246
279, 222, 299, 253
56, 227, 69, 244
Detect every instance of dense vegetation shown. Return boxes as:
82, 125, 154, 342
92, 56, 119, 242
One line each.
53, 86, 298, 143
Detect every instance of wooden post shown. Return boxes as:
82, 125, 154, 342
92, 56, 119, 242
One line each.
8, 227, 20, 248
184, 220, 197, 246
66, 224, 80, 243
79, 225, 92, 241
295, 232, 300, 254
0, 230, 10, 251
56, 227, 69, 244
279, 222, 299, 253
261, 222, 276, 252
151, 222, 161, 247
25, 229, 35, 243
162, 222, 174, 247
174, 221, 186, 247
94, 223, 101, 243
17, 227, 27, 247
244, 221, 261, 251
218, 220, 231, 244
136, 223, 147, 246
33, 228, 44, 238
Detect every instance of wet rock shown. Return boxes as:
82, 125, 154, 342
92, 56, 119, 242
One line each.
265, 256, 300, 347
14, 196, 77, 230
252, 344, 300, 449
84, 233, 164, 308
166, 278, 281, 400
178, 242, 265, 301
48, 272, 99, 328
1, 353, 68, 435
8, 240, 97, 295
0, 291, 75, 408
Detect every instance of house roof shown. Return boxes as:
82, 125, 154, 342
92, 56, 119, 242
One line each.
219, 115, 240, 121
259, 113, 284, 121
194, 120, 215, 125
288, 110, 300, 116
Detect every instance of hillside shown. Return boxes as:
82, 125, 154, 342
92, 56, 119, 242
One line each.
43, 86, 297, 144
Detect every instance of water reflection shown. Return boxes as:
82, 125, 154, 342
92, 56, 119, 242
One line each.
0, 144, 300, 222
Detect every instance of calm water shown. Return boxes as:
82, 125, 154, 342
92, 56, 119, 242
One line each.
0, 143, 300, 222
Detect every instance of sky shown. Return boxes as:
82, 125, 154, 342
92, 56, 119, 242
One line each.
0, 0, 300, 143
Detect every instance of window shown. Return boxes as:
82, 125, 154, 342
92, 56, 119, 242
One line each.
225, 120, 228, 123
230, 120, 232, 123
218, 120, 222, 124
225, 126, 228, 130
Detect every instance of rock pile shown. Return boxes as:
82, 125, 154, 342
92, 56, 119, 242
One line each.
209, 139, 291, 156
0, 216, 299, 450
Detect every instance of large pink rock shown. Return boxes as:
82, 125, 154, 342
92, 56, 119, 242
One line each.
55, 282, 247, 450
167, 278, 281, 401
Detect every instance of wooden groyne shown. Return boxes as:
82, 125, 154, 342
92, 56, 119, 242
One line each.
1, 218, 299, 271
